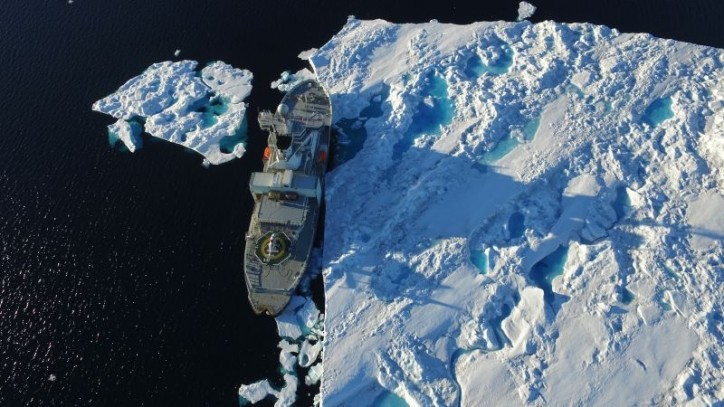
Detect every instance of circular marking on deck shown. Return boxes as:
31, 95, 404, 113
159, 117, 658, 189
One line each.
255, 231, 292, 265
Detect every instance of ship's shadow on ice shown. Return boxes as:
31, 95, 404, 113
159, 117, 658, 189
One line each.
324, 92, 720, 324
321, 125, 718, 406
334, 256, 460, 311
325, 144, 531, 308
332, 148, 708, 318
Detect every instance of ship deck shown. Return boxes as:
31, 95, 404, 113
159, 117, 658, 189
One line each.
243, 79, 331, 316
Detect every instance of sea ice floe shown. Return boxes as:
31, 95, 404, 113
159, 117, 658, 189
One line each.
305, 362, 323, 386
93, 60, 252, 165
238, 379, 277, 405
312, 17, 723, 406
271, 68, 316, 93
299, 337, 323, 368
239, 295, 325, 406
279, 340, 299, 373
517, 2, 537, 21
275, 295, 307, 339
297, 48, 318, 60
107, 119, 142, 152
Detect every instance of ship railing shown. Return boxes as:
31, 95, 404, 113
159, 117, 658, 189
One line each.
259, 111, 289, 134
288, 112, 325, 129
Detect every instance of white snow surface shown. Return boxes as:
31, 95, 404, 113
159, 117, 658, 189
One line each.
309, 19, 724, 406
238, 379, 277, 404
271, 68, 316, 93
92, 60, 252, 165
517, 2, 537, 21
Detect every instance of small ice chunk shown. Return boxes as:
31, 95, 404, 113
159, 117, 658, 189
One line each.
238, 357, 301, 406
108, 119, 142, 152
296, 297, 320, 332
275, 296, 307, 339
271, 68, 315, 92
174, 49, 181, 57
298, 338, 323, 368
238, 379, 277, 404
297, 48, 318, 60
232, 143, 246, 158
48, 374, 57, 382
277, 373, 299, 407
275, 316, 302, 339
517, 1, 537, 21
279, 340, 299, 373
280, 352, 298, 374
305, 362, 323, 386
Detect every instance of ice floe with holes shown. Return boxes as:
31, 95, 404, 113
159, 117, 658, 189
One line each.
310, 16, 724, 406
92, 60, 252, 165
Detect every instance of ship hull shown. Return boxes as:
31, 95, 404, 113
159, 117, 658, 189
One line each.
243, 80, 331, 316
244, 199, 320, 315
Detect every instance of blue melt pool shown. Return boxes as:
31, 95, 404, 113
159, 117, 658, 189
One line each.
643, 96, 673, 126
529, 245, 569, 306
470, 249, 488, 274
373, 391, 409, 407
465, 46, 514, 77
479, 135, 519, 164
393, 74, 454, 159
523, 117, 540, 141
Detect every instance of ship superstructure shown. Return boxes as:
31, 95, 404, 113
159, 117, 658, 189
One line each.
243, 80, 332, 316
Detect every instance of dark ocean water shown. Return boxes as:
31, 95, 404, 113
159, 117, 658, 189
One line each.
0, 1, 722, 406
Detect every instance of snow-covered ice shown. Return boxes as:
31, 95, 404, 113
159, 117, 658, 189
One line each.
238, 379, 277, 405
299, 337, 323, 368
271, 68, 316, 93
307, 18, 723, 406
687, 192, 724, 251
298, 48, 319, 61
306, 362, 323, 386
93, 60, 252, 165
107, 119, 142, 152
516, 2, 536, 21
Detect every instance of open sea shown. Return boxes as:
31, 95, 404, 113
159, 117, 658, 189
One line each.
0, 0, 722, 406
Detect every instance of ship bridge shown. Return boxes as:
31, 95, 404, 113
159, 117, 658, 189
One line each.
249, 170, 318, 197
